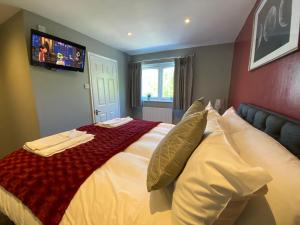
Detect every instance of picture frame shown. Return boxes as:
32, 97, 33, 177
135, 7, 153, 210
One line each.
249, 0, 300, 71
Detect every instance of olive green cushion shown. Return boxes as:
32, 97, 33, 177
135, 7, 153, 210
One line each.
147, 110, 208, 191
182, 97, 205, 119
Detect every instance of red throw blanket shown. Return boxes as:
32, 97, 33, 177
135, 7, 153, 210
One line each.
0, 120, 159, 225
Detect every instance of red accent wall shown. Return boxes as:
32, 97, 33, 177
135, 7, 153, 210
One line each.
229, 1, 300, 121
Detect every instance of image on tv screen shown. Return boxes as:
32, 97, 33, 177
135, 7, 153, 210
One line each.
31, 32, 85, 71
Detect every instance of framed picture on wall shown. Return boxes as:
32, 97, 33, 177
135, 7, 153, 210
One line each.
249, 0, 300, 71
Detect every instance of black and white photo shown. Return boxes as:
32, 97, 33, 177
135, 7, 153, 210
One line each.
249, 0, 300, 70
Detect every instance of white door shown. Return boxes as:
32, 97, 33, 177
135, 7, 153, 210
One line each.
88, 53, 120, 123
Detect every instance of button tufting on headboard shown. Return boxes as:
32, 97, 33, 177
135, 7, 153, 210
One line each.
238, 103, 300, 158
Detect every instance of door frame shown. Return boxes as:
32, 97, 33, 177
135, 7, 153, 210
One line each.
87, 52, 120, 123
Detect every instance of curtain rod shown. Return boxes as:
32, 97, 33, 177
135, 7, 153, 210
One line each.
131, 54, 195, 63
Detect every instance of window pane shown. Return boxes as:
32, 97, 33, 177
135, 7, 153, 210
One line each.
162, 67, 174, 99
142, 68, 159, 98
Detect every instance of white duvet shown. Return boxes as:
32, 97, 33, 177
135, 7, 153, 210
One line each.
0, 123, 175, 225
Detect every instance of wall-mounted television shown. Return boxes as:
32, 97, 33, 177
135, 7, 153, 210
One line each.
30, 29, 86, 72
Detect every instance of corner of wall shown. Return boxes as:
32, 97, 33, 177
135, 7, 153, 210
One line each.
0, 10, 41, 158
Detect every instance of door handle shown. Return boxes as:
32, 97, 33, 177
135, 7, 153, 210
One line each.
95, 109, 101, 115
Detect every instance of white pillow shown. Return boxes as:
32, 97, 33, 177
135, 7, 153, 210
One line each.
172, 131, 272, 225
205, 101, 222, 133
222, 106, 236, 116
205, 101, 214, 111
225, 125, 300, 225
218, 107, 252, 133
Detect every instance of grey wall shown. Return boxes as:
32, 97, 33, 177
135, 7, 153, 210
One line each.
0, 10, 233, 156
130, 43, 234, 119
22, 11, 131, 137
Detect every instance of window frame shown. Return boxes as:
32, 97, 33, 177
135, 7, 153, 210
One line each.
141, 61, 175, 102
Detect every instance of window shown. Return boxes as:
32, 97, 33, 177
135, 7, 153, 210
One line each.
142, 62, 174, 102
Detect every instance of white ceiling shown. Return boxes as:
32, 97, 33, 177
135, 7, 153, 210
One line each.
0, 0, 256, 55
0, 4, 19, 25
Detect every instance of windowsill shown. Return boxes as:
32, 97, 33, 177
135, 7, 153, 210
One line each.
142, 99, 173, 103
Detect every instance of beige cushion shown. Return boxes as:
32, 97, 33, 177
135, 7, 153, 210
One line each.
172, 131, 272, 225
220, 123, 300, 225
147, 110, 208, 191
182, 97, 205, 119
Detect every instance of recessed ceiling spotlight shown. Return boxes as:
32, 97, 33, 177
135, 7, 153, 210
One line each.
127, 32, 133, 36
185, 18, 191, 24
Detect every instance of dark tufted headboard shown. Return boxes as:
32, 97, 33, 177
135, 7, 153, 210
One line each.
237, 103, 300, 158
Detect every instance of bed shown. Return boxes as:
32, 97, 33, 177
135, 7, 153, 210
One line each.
0, 122, 175, 225
0, 103, 300, 225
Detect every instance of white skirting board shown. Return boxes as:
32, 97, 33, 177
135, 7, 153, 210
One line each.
142, 107, 173, 123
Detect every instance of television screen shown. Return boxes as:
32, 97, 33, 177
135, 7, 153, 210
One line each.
31, 29, 86, 72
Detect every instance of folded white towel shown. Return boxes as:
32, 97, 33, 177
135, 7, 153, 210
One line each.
24, 129, 87, 151
96, 117, 133, 128
24, 133, 95, 157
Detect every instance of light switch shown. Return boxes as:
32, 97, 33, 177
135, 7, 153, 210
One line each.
84, 83, 90, 89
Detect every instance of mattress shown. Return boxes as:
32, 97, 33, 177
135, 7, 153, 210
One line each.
0, 123, 175, 225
